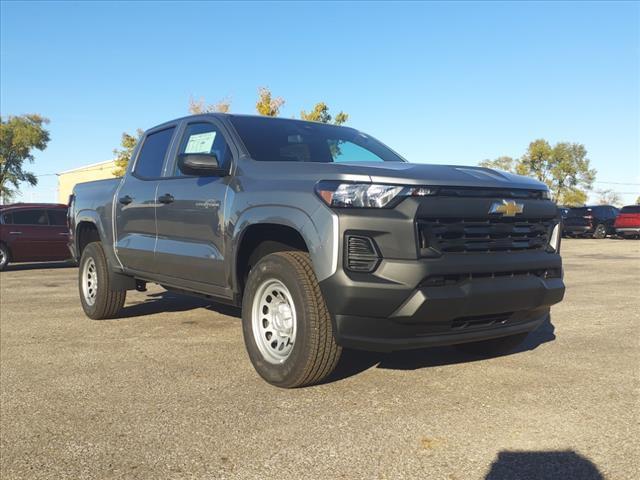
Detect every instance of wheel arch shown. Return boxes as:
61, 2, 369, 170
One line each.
230, 205, 338, 299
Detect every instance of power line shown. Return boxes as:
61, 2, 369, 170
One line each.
594, 181, 640, 186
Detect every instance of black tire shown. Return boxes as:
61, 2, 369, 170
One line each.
454, 332, 529, 357
593, 224, 607, 239
241, 251, 342, 388
78, 242, 126, 319
0, 243, 9, 271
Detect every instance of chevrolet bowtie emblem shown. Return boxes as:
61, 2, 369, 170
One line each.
489, 199, 524, 217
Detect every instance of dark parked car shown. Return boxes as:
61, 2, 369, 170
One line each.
614, 205, 640, 238
563, 205, 619, 239
0, 203, 71, 270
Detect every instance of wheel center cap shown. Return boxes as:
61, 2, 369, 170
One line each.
272, 302, 293, 334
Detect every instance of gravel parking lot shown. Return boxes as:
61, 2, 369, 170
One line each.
1, 239, 638, 479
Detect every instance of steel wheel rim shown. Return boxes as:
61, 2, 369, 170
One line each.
82, 258, 98, 306
0, 247, 5, 266
252, 278, 297, 364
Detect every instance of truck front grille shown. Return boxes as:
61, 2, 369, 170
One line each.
418, 217, 554, 254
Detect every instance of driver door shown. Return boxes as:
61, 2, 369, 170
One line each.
153, 120, 232, 293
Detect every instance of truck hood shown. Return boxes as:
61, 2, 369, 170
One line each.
336, 162, 546, 190
250, 160, 547, 190
249, 161, 547, 191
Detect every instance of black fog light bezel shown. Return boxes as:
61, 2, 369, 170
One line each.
344, 234, 381, 273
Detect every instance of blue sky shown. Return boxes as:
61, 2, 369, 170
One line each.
1, 1, 638, 204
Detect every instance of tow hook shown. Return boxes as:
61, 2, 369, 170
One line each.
135, 280, 147, 292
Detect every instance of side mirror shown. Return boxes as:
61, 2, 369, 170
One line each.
177, 153, 227, 176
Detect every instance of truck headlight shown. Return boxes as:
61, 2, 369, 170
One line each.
316, 181, 436, 208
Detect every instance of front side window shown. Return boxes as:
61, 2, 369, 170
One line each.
134, 127, 175, 178
230, 116, 404, 163
11, 210, 48, 225
174, 123, 229, 176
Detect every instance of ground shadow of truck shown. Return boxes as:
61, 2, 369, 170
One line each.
325, 315, 556, 384
485, 450, 603, 480
112, 289, 556, 385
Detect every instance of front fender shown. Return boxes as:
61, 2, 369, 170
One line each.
230, 204, 338, 291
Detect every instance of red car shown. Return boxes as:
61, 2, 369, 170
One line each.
615, 205, 640, 239
0, 203, 71, 270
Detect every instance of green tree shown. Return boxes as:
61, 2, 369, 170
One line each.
300, 102, 349, 125
478, 156, 517, 173
636, 195, 640, 205
561, 188, 588, 207
480, 139, 596, 204
256, 87, 285, 117
518, 140, 596, 203
112, 129, 143, 177
188, 95, 231, 114
0, 114, 50, 202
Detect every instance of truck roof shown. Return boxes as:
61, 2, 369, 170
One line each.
145, 112, 358, 135
0, 202, 67, 210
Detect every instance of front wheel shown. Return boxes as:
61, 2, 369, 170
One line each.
454, 332, 529, 357
79, 242, 126, 319
0, 243, 9, 271
593, 224, 607, 239
242, 251, 342, 388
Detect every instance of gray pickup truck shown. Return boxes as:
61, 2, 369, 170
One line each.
69, 114, 565, 387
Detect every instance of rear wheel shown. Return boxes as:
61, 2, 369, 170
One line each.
593, 224, 607, 239
0, 243, 9, 271
454, 332, 529, 357
242, 251, 341, 388
79, 242, 126, 319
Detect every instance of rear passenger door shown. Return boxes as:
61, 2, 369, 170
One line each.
152, 119, 233, 293
115, 125, 176, 273
46, 209, 71, 260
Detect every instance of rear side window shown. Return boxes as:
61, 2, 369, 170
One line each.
48, 209, 67, 226
134, 127, 175, 178
620, 206, 640, 214
11, 210, 48, 225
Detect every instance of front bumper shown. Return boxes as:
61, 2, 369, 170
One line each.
616, 227, 640, 235
318, 196, 565, 352
321, 256, 564, 351
564, 225, 592, 235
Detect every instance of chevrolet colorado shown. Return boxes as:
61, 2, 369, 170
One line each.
69, 114, 565, 387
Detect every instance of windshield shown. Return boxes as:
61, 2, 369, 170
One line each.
620, 206, 640, 214
229, 116, 405, 163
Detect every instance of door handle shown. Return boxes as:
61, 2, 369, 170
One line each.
9, 231, 22, 235
119, 195, 133, 205
158, 193, 174, 204
58, 232, 70, 236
